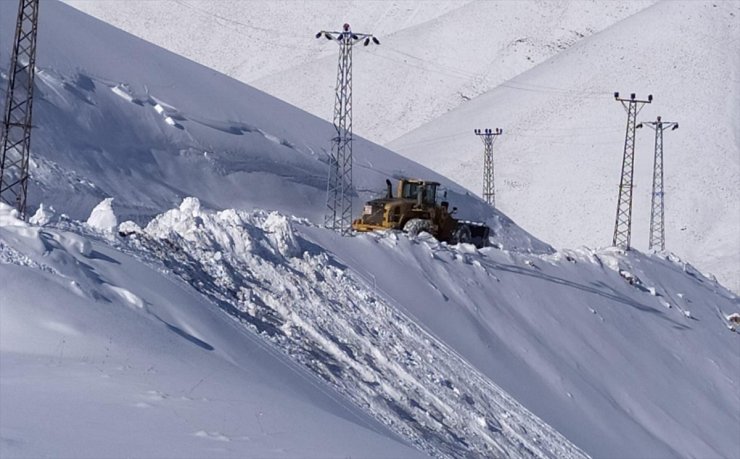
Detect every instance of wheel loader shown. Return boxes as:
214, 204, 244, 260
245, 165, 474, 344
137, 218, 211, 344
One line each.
351, 178, 490, 248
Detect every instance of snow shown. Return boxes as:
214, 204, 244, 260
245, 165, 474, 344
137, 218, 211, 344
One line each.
28, 203, 55, 226
0, 202, 422, 458
86, 198, 118, 233
1, 2, 739, 458
388, 1, 740, 292
61, 0, 740, 292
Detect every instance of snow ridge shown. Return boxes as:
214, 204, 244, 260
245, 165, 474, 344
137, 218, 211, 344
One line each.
118, 198, 587, 459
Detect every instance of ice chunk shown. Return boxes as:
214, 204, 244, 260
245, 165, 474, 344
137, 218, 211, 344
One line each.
86, 198, 118, 232
0, 202, 27, 227
118, 220, 142, 236
29, 203, 56, 226
262, 211, 301, 258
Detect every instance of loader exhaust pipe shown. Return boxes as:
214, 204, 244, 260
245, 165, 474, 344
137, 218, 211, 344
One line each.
386, 179, 393, 198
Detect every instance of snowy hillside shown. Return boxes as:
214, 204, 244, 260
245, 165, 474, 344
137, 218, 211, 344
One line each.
62, 0, 654, 144
0, 204, 423, 459
62, 0, 740, 293
4, 0, 544, 254
1, 2, 739, 458
390, 1, 740, 293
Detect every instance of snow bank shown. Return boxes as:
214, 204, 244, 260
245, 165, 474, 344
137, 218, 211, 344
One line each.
0, 203, 26, 228
1, 204, 420, 459
86, 198, 117, 232
29, 203, 56, 226
118, 200, 587, 458
142, 197, 301, 260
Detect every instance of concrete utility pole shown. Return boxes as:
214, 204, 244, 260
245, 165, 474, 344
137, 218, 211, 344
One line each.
638, 116, 678, 252
611, 92, 652, 249
316, 24, 379, 234
0, 0, 40, 219
474, 128, 502, 207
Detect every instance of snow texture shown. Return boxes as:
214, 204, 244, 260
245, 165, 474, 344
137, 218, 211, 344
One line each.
86, 198, 118, 233
63, 0, 740, 292
1, 2, 739, 458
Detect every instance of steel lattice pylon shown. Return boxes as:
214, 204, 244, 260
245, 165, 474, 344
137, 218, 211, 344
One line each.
0, 0, 40, 219
474, 128, 502, 207
640, 116, 678, 252
612, 92, 652, 249
316, 24, 378, 234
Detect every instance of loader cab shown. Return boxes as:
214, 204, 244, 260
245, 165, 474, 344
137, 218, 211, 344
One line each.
399, 179, 439, 206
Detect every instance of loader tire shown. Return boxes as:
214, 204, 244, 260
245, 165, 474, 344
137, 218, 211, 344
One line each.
453, 224, 472, 245
403, 218, 433, 237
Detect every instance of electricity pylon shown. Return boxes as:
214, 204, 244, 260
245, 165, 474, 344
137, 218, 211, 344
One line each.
316, 24, 379, 234
611, 92, 652, 249
637, 116, 678, 252
474, 128, 502, 207
0, 0, 41, 219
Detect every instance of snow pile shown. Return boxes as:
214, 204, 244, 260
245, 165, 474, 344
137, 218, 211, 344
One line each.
86, 197, 117, 232
0, 203, 422, 459
0, 203, 26, 228
120, 199, 588, 458
141, 197, 301, 261
29, 203, 55, 226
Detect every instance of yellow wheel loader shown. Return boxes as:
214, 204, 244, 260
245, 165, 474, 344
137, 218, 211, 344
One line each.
351, 178, 490, 248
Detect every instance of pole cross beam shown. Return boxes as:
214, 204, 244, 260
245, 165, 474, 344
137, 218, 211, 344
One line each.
316, 24, 379, 234
611, 92, 652, 249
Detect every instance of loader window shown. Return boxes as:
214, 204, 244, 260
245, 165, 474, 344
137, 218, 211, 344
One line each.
423, 184, 437, 205
402, 182, 419, 200
402, 182, 437, 205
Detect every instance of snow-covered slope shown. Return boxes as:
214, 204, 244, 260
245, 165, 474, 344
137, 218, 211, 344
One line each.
1, 2, 739, 458
0, 204, 423, 458
2, 0, 543, 254
61, 0, 740, 293
3, 195, 738, 457
62, 0, 654, 144
390, 1, 740, 292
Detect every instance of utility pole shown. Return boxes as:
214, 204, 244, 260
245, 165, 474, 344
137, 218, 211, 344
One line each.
611, 92, 652, 249
316, 23, 379, 234
0, 0, 40, 219
474, 128, 502, 207
638, 116, 678, 252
